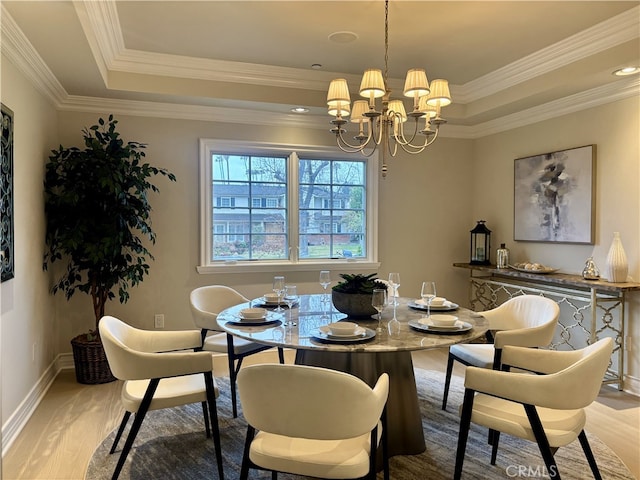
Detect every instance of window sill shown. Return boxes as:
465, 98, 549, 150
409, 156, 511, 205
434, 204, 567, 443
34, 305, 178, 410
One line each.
196, 260, 381, 275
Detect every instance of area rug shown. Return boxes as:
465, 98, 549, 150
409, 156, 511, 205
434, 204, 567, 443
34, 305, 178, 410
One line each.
85, 369, 634, 479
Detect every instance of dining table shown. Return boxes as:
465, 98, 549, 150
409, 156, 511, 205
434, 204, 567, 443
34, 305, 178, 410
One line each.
218, 293, 489, 459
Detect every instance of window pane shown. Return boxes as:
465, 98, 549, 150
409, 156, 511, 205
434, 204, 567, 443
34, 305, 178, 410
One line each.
211, 154, 287, 261
298, 158, 366, 259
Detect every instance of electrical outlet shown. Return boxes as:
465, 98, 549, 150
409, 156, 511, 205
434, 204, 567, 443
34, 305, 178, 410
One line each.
154, 314, 165, 329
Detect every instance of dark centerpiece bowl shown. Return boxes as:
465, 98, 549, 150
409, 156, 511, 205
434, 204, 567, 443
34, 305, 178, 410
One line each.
331, 273, 388, 319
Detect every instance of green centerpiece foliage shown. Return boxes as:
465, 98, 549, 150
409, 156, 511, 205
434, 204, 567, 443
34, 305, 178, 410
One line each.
332, 273, 388, 294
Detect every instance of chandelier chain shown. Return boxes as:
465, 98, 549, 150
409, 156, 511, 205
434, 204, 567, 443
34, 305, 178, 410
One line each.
384, 0, 389, 89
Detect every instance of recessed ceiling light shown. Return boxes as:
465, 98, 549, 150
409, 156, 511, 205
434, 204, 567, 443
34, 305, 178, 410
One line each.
311, 64, 322, 70
328, 31, 358, 44
613, 66, 640, 76
291, 107, 310, 113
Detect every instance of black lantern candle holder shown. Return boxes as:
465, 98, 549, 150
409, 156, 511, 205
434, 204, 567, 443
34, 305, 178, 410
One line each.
470, 220, 491, 265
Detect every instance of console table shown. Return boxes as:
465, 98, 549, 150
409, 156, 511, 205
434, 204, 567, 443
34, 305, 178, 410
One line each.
453, 263, 640, 389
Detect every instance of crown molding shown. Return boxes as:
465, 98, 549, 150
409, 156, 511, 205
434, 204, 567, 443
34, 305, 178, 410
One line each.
3, 4, 638, 139
464, 76, 640, 139
1, 5, 67, 104
455, 5, 640, 103
81, 1, 639, 105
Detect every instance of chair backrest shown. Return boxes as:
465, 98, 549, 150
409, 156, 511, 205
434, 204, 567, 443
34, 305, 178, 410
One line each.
190, 285, 249, 332
238, 364, 389, 440
99, 315, 206, 381
481, 295, 559, 348
500, 337, 614, 410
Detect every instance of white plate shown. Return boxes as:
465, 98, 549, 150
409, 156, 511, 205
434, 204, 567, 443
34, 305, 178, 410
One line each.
311, 327, 376, 343
239, 313, 266, 322
319, 325, 366, 339
255, 297, 298, 308
227, 317, 281, 327
408, 319, 473, 334
409, 299, 459, 311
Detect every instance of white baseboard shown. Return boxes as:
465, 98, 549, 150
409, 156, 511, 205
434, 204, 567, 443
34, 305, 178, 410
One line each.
1, 354, 69, 457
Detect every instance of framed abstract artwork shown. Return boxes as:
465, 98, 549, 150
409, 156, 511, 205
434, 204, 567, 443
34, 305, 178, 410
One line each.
514, 144, 595, 244
1, 103, 14, 282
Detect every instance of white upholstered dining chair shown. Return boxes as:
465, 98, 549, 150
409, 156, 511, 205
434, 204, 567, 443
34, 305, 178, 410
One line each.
237, 363, 390, 480
99, 315, 224, 480
454, 337, 614, 480
189, 285, 285, 418
442, 294, 560, 410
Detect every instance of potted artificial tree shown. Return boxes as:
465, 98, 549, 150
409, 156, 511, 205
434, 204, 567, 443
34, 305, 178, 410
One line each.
331, 273, 388, 319
43, 115, 176, 384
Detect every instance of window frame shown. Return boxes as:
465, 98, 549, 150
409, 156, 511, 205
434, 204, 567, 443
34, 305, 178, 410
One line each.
198, 139, 380, 274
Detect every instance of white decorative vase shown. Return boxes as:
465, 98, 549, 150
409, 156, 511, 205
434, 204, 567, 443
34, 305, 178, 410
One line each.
605, 232, 628, 283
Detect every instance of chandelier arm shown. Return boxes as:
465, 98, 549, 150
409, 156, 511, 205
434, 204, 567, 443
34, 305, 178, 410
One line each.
334, 131, 380, 158
398, 127, 440, 154
392, 117, 422, 147
334, 128, 371, 152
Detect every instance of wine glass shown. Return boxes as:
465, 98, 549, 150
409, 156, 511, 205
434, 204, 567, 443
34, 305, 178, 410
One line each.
421, 281, 437, 319
272, 276, 285, 313
388, 272, 400, 305
319, 270, 331, 304
283, 285, 298, 327
371, 288, 387, 332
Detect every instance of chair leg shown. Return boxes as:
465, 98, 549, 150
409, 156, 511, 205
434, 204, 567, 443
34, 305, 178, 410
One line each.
382, 409, 390, 480
111, 378, 159, 480
109, 411, 131, 454
226, 334, 241, 418
368, 425, 378, 480
204, 371, 224, 480
277, 347, 285, 364
523, 404, 561, 480
201, 401, 211, 438
240, 425, 256, 480
442, 352, 455, 410
578, 430, 603, 480
490, 430, 500, 465
271, 472, 277, 480
454, 388, 475, 480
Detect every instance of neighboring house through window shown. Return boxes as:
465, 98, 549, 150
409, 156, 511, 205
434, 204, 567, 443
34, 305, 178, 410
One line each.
198, 139, 379, 273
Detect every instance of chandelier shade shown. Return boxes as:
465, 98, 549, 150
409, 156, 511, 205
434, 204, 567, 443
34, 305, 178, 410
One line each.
403, 68, 430, 99
426, 79, 452, 107
327, 0, 452, 177
328, 103, 350, 118
359, 69, 386, 99
327, 78, 351, 107
351, 100, 369, 123
387, 100, 407, 122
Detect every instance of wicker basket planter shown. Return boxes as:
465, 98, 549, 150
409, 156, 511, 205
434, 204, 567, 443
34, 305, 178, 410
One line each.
71, 334, 116, 384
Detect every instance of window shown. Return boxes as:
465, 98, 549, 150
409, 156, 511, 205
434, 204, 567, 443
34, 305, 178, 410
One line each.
198, 140, 379, 273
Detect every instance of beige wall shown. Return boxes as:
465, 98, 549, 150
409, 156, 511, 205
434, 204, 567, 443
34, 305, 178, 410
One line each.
2, 53, 639, 440
0, 55, 58, 427
471, 98, 640, 388
53, 112, 475, 350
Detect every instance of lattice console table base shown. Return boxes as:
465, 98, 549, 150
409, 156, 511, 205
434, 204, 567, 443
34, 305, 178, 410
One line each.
453, 263, 640, 390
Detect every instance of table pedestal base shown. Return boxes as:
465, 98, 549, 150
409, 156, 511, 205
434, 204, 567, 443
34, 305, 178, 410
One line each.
294, 349, 426, 457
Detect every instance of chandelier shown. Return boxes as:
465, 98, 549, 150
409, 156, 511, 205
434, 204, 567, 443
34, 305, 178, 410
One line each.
327, 0, 452, 177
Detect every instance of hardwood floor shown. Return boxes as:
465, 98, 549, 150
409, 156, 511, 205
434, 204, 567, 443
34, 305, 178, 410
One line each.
3, 349, 638, 479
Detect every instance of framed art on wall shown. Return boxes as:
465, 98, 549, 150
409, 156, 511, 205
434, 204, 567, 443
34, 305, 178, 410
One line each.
514, 144, 595, 244
1, 103, 15, 282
